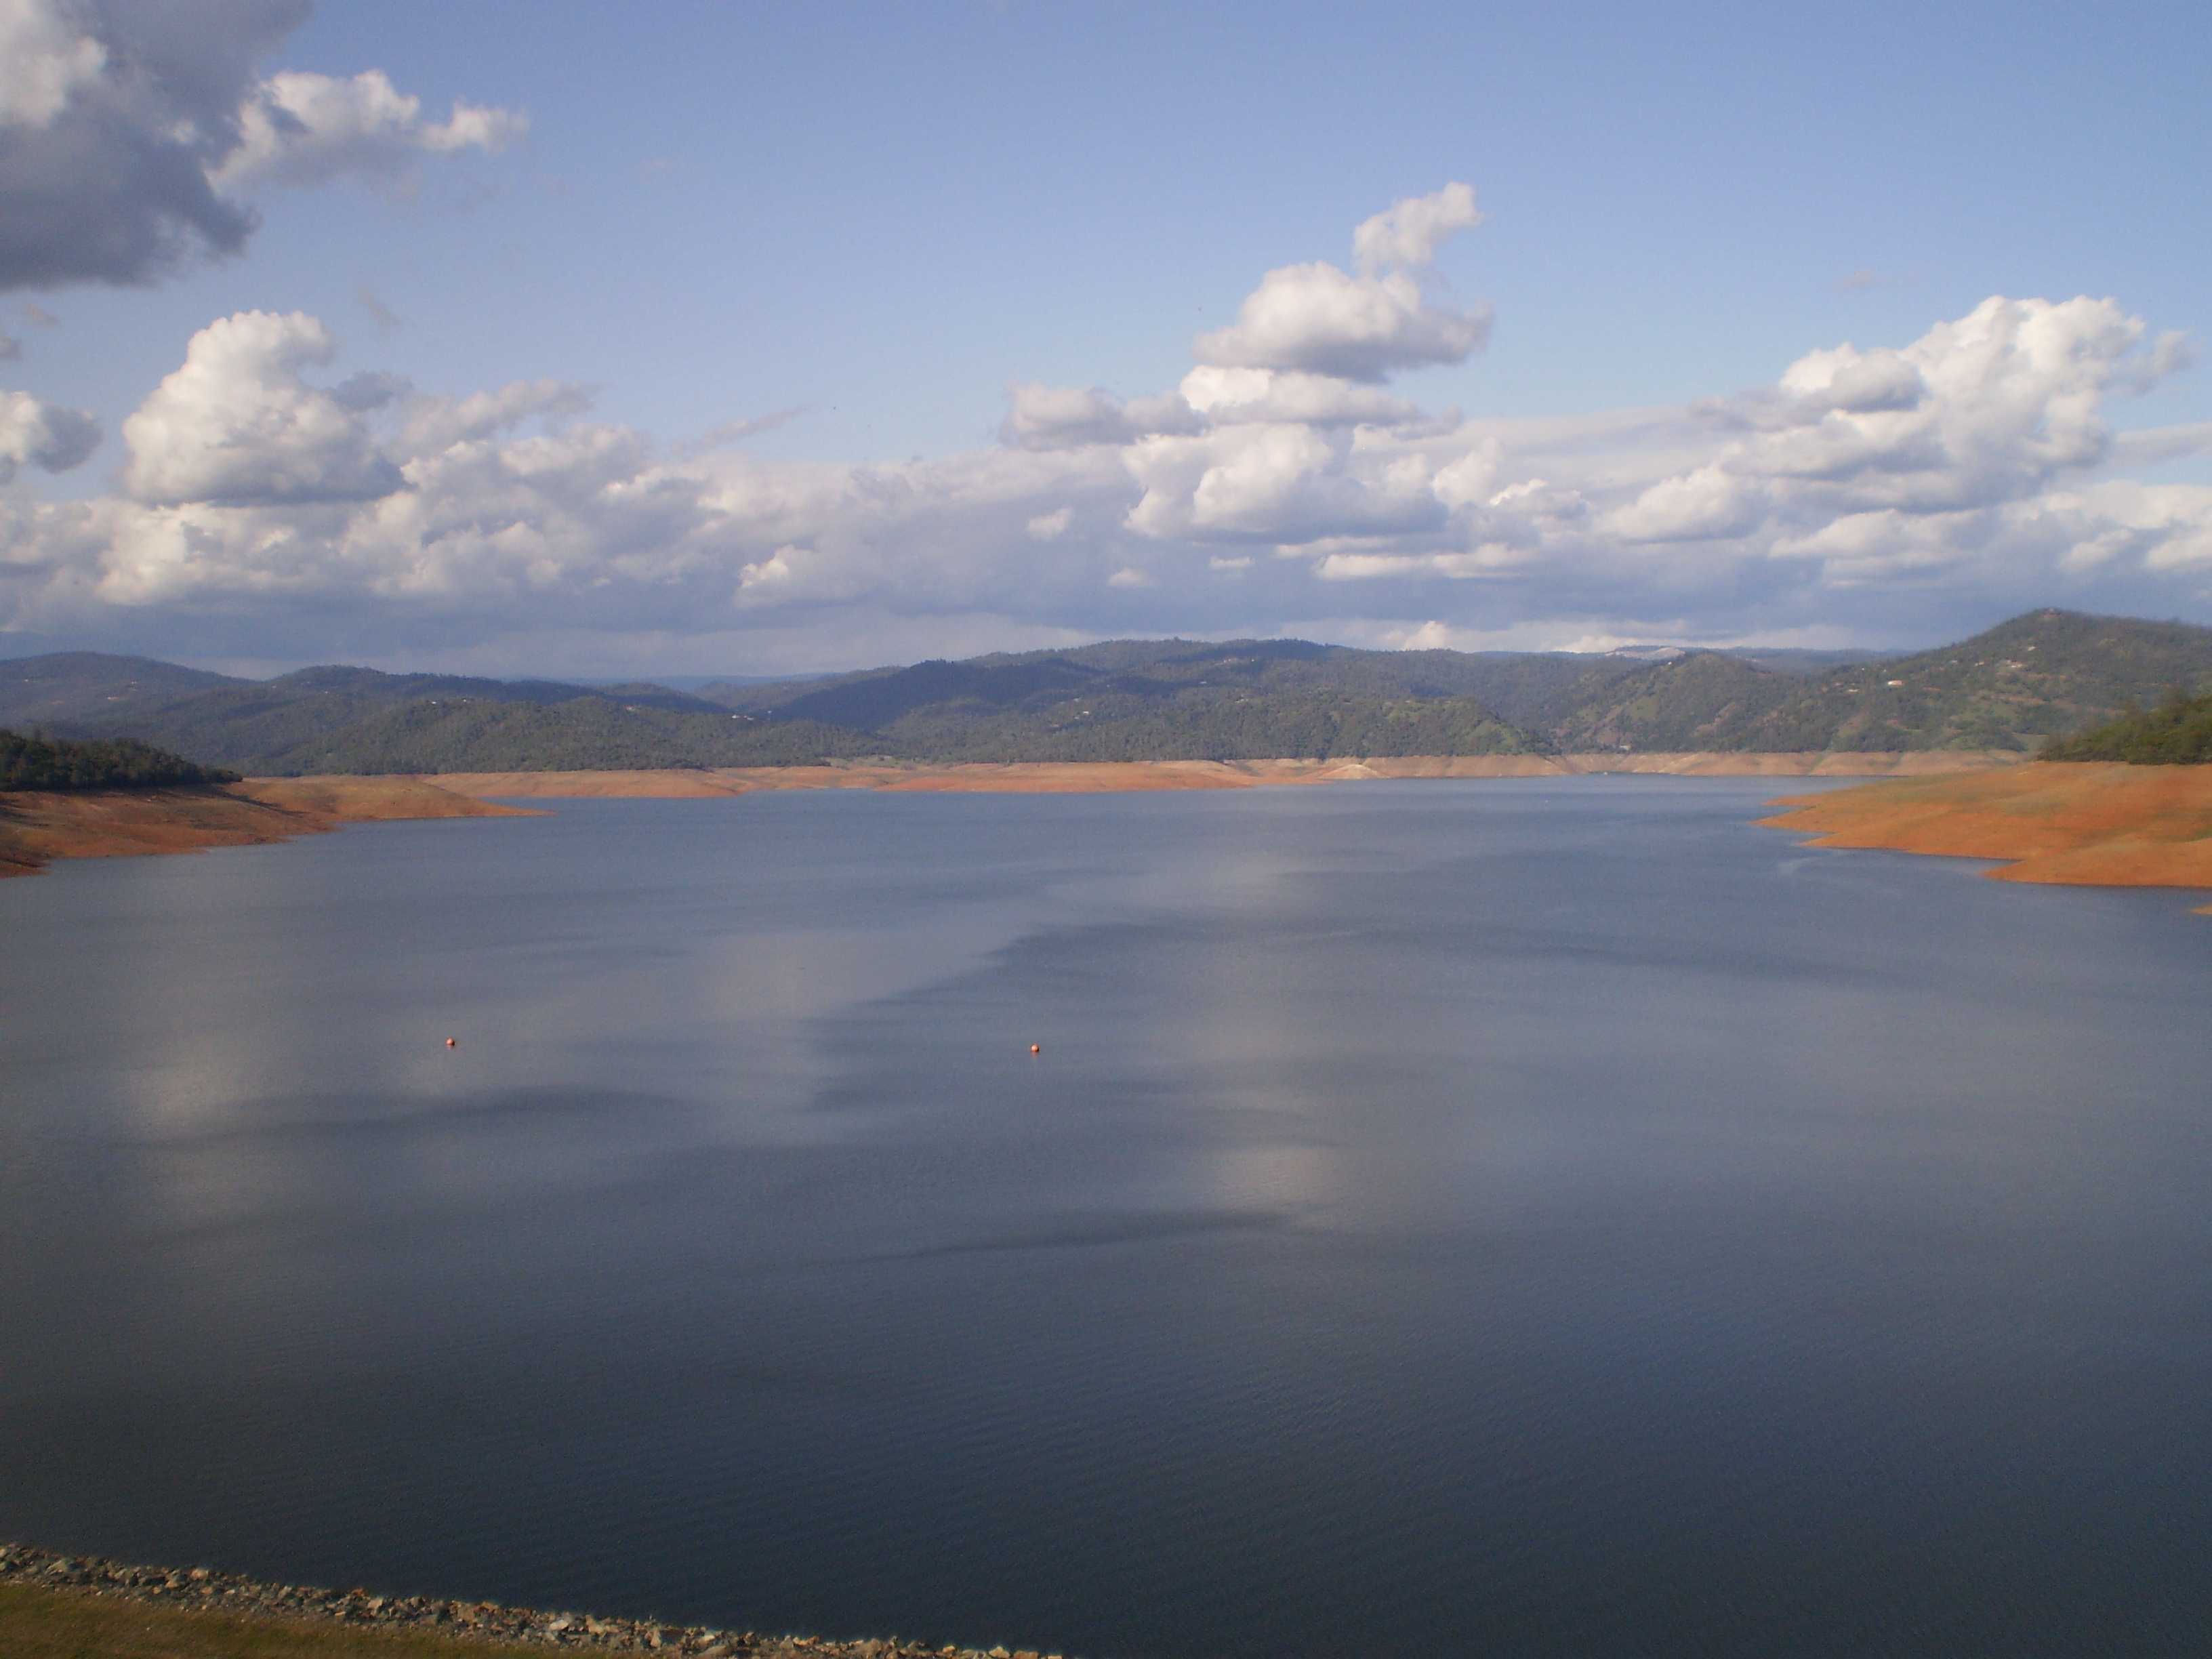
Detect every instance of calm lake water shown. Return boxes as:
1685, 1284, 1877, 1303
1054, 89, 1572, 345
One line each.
3, 779, 2209, 1658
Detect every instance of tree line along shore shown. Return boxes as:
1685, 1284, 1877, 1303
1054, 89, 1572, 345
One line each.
1, 727, 239, 793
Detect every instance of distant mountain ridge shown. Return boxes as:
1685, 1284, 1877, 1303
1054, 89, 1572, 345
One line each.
0, 651, 242, 728
7, 609, 2209, 776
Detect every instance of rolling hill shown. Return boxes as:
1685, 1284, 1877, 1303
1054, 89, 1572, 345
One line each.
6, 609, 2207, 775
0, 651, 243, 730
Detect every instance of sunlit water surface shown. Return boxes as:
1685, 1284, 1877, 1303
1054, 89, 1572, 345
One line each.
3, 779, 2208, 1658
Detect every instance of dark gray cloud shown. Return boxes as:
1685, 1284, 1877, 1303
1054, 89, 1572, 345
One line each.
0, 0, 304, 289
0, 389, 99, 481
0, 0, 521, 293
329, 369, 409, 413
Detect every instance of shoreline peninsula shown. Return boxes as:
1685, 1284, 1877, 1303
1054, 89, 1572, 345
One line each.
1762, 762, 2212, 909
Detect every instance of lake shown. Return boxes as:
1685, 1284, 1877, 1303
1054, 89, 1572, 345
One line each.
3, 778, 2208, 1658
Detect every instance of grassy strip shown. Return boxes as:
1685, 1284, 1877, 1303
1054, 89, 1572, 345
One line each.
0, 1582, 544, 1659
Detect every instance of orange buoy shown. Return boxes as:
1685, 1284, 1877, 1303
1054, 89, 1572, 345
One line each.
445, 1037, 457, 1048
1030, 1044, 1042, 1054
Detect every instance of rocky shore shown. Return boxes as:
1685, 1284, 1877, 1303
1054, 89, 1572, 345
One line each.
0, 1542, 1072, 1659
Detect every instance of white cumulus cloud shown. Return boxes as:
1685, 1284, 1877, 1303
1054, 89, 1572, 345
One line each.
1193, 263, 1490, 384
1000, 382, 1202, 450
121, 310, 403, 506
1609, 295, 2196, 571
1352, 181, 1483, 273
1178, 365, 1429, 428
1607, 466, 1769, 543
394, 379, 593, 457
213, 68, 527, 191
1193, 182, 1490, 384
3, 181, 2209, 670
1124, 424, 1444, 544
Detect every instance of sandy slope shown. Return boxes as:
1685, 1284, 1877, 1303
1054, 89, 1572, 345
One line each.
1763, 762, 2212, 907
0, 777, 527, 880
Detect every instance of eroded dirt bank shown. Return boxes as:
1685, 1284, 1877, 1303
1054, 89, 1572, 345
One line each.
0, 777, 529, 880
1763, 762, 2212, 905
424, 751, 2024, 800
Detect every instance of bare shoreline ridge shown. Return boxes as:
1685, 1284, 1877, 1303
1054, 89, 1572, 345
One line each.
5, 752, 2209, 911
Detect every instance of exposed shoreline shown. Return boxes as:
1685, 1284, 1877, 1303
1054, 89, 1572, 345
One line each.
0, 752, 2028, 881
417, 750, 2024, 800
0, 775, 531, 880
0, 1540, 1065, 1658
1761, 762, 2212, 911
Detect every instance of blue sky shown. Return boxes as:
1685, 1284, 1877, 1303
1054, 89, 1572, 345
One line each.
3, 0, 2208, 675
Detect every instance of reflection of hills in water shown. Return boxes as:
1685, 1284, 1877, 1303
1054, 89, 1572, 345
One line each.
7, 607, 2212, 775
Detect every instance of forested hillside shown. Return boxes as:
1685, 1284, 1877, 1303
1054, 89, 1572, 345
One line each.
1, 729, 240, 792
2042, 689, 2212, 763
0, 653, 241, 731
7, 609, 2208, 775
266, 700, 881, 775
